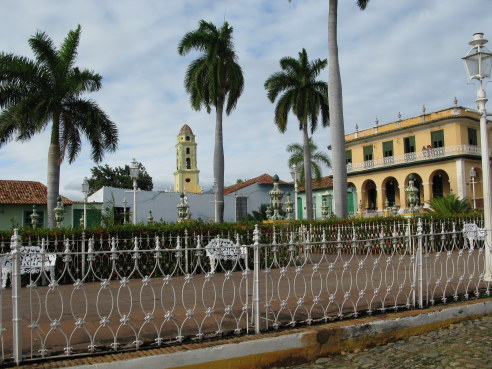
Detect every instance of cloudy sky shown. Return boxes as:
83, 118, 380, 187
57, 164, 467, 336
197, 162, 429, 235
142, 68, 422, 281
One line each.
0, 0, 491, 200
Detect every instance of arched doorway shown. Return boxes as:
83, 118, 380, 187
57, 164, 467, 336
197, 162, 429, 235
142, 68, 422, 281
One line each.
382, 177, 400, 207
362, 179, 377, 211
405, 173, 424, 207
430, 170, 450, 198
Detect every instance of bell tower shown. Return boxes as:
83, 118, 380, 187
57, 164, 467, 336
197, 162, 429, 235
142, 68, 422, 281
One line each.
174, 124, 201, 193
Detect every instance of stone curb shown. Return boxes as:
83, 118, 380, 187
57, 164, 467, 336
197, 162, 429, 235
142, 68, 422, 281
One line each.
15, 298, 492, 369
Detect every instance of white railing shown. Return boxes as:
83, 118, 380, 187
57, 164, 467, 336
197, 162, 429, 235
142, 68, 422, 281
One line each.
0, 218, 490, 365
347, 145, 482, 173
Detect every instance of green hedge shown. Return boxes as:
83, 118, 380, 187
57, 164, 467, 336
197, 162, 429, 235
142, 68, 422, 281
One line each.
0, 212, 482, 245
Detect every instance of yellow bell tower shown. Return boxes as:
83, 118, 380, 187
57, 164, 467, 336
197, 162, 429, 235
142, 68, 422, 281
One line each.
174, 124, 201, 193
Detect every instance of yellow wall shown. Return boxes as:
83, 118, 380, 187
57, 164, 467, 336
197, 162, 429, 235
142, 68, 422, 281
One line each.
343, 107, 488, 210
174, 131, 201, 193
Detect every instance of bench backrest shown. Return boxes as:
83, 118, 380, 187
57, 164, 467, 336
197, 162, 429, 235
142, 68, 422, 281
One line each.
1, 246, 56, 274
205, 238, 247, 261
462, 223, 486, 247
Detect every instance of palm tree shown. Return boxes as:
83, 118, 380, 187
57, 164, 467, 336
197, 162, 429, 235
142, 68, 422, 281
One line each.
178, 20, 244, 222
264, 48, 329, 220
0, 25, 118, 228
329, 0, 370, 218
287, 138, 331, 185
425, 194, 473, 215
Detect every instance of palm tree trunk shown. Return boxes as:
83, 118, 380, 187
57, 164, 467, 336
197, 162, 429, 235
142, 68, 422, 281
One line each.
47, 116, 61, 228
328, 0, 348, 218
215, 99, 225, 222
302, 124, 314, 220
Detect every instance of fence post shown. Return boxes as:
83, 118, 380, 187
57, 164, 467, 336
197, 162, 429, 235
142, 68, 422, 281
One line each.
253, 224, 260, 334
81, 231, 86, 278
406, 217, 416, 307
417, 218, 424, 308
11, 229, 22, 365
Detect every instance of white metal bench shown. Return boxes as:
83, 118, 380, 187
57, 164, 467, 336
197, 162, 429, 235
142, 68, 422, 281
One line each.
205, 238, 247, 272
0, 246, 57, 288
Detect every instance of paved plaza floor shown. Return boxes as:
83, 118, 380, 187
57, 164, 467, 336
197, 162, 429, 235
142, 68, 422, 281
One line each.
283, 315, 492, 369
0, 250, 488, 363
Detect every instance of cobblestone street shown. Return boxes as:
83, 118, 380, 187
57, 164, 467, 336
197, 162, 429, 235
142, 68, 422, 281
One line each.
281, 316, 492, 369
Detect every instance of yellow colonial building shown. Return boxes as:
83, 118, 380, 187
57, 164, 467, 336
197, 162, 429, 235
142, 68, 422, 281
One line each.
174, 124, 202, 193
344, 104, 490, 213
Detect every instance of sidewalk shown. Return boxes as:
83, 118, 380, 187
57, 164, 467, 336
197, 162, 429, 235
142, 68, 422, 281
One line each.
8, 297, 492, 369
289, 315, 492, 369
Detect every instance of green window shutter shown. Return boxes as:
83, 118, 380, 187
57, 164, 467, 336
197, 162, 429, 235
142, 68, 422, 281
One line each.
431, 130, 444, 148
363, 145, 373, 161
345, 150, 352, 164
404, 136, 416, 153
468, 128, 478, 146
74, 209, 101, 227
382, 141, 393, 157
347, 191, 354, 214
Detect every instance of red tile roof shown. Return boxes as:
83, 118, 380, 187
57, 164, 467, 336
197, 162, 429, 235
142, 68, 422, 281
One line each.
298, 176, 333, 192
224, 174, 292, 195
0, 180, 73, 205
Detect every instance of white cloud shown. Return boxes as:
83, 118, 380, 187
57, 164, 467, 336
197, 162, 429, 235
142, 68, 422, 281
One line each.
0, 0, 491, 202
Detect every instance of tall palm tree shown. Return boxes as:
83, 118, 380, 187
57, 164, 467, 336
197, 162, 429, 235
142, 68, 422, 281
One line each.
178, 20, 244, 222
329, 0, 369, 218
287, 138, 331, 185
0, 25, 118, 228
264, 48, 329, 220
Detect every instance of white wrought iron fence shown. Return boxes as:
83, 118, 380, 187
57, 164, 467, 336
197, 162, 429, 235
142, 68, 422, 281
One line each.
0, 218, 490, 365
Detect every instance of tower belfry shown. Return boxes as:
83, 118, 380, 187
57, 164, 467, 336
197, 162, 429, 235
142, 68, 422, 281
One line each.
174, 124, 201, 193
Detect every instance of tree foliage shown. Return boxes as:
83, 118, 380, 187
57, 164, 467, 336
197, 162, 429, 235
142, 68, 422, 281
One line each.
87, 162, 153, 194
425, 194, 473, 215
0, 25, 117, 227
178, 20, 244, 222
287, 138, 331, 185
264, 48, 328, 220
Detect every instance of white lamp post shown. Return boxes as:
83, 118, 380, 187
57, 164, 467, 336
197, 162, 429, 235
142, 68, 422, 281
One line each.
212, 179, 219, 222
129, 158, 140, 225
470, 167, 477, 209
463, 32, 492, 281
290, 164, 299, 220
82, 177, 89, 229
122, 197, 127, 224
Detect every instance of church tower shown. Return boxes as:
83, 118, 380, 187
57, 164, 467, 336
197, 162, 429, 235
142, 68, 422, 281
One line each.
174, 124, 201, 193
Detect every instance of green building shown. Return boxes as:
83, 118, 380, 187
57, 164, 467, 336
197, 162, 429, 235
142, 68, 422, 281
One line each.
0, 180, 101, 230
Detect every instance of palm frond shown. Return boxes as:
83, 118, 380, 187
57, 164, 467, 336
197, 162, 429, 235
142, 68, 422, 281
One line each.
357, 0, 370, 10
58, 25, 81, 77
425, 194, 472, 215
28, 31, 58, 73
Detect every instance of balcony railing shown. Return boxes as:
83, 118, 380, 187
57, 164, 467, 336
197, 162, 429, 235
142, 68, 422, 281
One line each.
347, 144, 482, 173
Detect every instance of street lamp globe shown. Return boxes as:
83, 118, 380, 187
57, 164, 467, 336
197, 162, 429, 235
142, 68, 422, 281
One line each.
289, 164, 296, 181
463, 33, 492, 81
129, 158, 140, 181
82, 177, 89, 195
